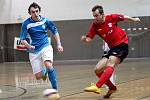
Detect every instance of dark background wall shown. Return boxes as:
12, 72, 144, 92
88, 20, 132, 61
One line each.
0, 16, 150, 62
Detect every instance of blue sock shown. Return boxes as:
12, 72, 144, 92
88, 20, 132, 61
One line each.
41, 67, 47, 76
47, 67, 58, 90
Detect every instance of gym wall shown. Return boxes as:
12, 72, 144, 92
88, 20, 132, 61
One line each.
0, 16, 150, 62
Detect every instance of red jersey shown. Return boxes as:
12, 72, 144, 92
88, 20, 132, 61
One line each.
87, 14, 128, 48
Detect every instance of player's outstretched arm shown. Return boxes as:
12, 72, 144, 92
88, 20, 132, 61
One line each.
124, 16, 141, 22
54, 33, 63, 53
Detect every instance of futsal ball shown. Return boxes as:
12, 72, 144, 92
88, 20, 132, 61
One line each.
43, 89, 60, 100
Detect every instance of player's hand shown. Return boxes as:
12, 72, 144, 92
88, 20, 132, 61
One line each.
57, 45, 63, 53
81, 35, 92, 43
81, 35, 87, 42
27, 45, 35, 50
134, 18, 140, 22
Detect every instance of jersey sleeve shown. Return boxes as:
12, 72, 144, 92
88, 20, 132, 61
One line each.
111, 14, 125, 22
46, 18, 58, 35
20, 23, 28, 40
86, 23, 97, 39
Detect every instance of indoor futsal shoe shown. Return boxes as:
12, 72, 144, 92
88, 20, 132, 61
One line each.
42, 74, 47, 81
103, 86, 117, 98
84, 83, 101, 94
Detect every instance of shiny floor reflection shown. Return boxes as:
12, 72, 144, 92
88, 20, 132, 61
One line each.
0, 58, 150, 100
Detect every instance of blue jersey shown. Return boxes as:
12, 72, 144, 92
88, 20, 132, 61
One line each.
20, 16, 58, 53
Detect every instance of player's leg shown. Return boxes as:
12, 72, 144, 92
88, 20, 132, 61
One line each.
42, 45, 58, 90
103, 43, 128, 98
103, 72, 117, 98
84, 56, 119, 94
41, 66, 48, 81
85, 43, 128, 99
109, 71, 116, 85
96, 55, 119, 89
94, 43, 128, 89
99, 46, 117, 88
95, 57, 108, 74
84, 57, 108, 94
85, 52, 116, 93
104, 80, 117, 98
29, 52, 43, 80
44, 61, 58, 90
96, 58, 116, 88
85, 56, 118, 95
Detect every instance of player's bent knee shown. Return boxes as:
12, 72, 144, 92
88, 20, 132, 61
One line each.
35, 73, 42, 80
94, 68, 103, 74
106, 63, 117, 68
44, 60, 53, 68
45, 63, 53, 68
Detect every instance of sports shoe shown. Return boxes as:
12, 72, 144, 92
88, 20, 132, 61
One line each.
41, 67, 47, 81
84, 83, 101, 94
42, 74, 47, 81
103, 86, 117, 98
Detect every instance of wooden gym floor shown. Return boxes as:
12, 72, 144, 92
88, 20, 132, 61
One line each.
0, 58, 150, 100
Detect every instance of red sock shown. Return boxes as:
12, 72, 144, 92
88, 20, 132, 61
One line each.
95, 68, 115, 89
96, 72, 116, 89
96, 66, 114, 88
96, 72, 103, 78
105, 80, 116, 90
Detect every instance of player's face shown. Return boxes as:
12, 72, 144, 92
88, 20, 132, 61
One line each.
93, 9, 104, 23
29, 7, 40, 20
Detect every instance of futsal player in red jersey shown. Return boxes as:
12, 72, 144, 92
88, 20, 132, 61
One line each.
81, 5, 140, 98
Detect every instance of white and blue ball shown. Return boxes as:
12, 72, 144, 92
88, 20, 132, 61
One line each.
43, 89, 60, 100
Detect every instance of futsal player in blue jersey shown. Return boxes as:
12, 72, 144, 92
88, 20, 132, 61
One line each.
19, 2, 63, 90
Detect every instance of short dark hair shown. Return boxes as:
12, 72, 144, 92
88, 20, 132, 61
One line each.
28, 2, 41, 13
92, 5, 104, 14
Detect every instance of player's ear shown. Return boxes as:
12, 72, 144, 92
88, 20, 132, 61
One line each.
28, 11, 31, 15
